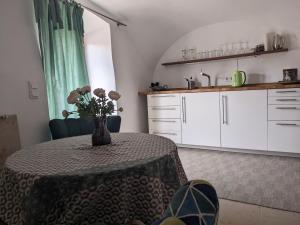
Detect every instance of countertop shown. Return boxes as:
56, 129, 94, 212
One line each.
138, 82, 300, 96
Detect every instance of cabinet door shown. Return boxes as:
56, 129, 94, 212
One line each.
181, 92, 221, 147
268, 121, 300, 153
220, 90, 268, 150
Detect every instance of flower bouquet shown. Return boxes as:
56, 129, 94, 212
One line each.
63, 86, 123, 146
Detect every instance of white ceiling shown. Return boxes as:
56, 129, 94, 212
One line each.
89, 0, 300, 69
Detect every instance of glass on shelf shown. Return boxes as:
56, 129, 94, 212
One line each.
198, 52, 204, 59
223, 43, 230, 56
203, 51, 209, 58
238, 41, 244, 54
181, 49, 188, 60
209, 50, 217, 58
191, 48, 197, 59
243, 42, 251, 53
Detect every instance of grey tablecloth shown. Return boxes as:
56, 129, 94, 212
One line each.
0, 133, 187, 225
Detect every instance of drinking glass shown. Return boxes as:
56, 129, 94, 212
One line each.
217, 49, 223, 57
181, 49, 188, 60
210, 50, 217, 58
244, 42, 251, 53
203, 51, 209, 58
239, 41, 244, 54
230, 43, 236, 55
191, 48, 197, 59
223, 43, 230, 55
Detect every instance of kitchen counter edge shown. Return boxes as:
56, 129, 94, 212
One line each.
138, 83, 300, 96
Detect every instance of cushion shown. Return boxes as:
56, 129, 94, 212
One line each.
157, 180, 219, 225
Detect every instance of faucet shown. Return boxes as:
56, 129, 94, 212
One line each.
200, 72, 211, 87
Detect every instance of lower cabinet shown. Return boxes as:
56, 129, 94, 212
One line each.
268, 121, 300, 153
147, 94, 182, 144
181, 92, 221, 147
147, 88, 300, 154
148, 118, 182, 144
220, 90, 268, 150
149, 130, 182, 144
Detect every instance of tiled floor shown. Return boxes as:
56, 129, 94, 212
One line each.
218, 199, 300, 225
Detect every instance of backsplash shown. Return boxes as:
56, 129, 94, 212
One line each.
153, 19, 300, 89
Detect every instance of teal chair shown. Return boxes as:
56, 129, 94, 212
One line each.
49, 116, 121, 140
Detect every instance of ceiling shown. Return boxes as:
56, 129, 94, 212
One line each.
88, 0, 300, 70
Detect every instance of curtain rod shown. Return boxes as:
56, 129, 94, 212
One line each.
61, 0, 127, 27
81, 4, 127, 27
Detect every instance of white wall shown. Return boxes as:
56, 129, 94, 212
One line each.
0, 0, 50, 147
153, 18, 300, 88
111, 27, 153, 132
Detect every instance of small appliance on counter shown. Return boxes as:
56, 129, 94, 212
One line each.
149, 82, 169, 91
231, 70, 247, 87
278, 68, 300, 84
184, 77, 196, 90
255, 44, 265, 53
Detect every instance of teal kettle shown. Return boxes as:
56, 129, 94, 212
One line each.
231, 70, 246, 87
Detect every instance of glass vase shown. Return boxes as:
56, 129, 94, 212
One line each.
92, 116, 111, 146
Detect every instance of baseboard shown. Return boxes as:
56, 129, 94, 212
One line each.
177, 144, 300, 158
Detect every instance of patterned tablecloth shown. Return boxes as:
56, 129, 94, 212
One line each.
0, 133, 187, 225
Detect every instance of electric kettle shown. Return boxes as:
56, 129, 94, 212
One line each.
231, 70, 246, 87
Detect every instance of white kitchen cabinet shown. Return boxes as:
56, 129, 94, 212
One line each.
220, 90, 268, 150
268, 121, 300, 153
181, 92, 221, 147
147, 94, 182, 144
147, 94, 180, 106
268, 88, 300, 153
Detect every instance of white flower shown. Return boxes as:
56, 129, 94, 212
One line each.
93, 88, 106, 97
80, 85, 91, 94
108, 91, 121, 101
67, 90, 80, 104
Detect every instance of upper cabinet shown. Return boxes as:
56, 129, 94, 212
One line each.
181, 92, 220, 147
220, 90, 268, 150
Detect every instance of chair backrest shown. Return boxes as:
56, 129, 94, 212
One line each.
0, 115, 21, 167
49, 116, 121, 140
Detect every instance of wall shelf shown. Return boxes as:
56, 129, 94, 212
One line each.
161, 48, 288, 66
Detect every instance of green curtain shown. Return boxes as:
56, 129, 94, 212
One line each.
34, 0, 90, 119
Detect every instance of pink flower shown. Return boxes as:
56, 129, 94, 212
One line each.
108, 91, 121, 100
67, 90, 80, 104
80, 85, 91, 94
93, 88, 106, 97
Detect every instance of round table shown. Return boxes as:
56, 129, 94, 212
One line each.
0, 133, 187, 225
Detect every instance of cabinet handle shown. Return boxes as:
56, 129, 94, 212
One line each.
153, 132, 177, 136
184, 97, 187, 123
151, 95, 176, 98
181, 97, 185, 123
276, 90, 297, 93
152, 107, 176, 111
152, 120, 177, 123
222, 95, 227, 124
276, 123, 298, 126
276, 99, 298, 102
276, 107, 298, 110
